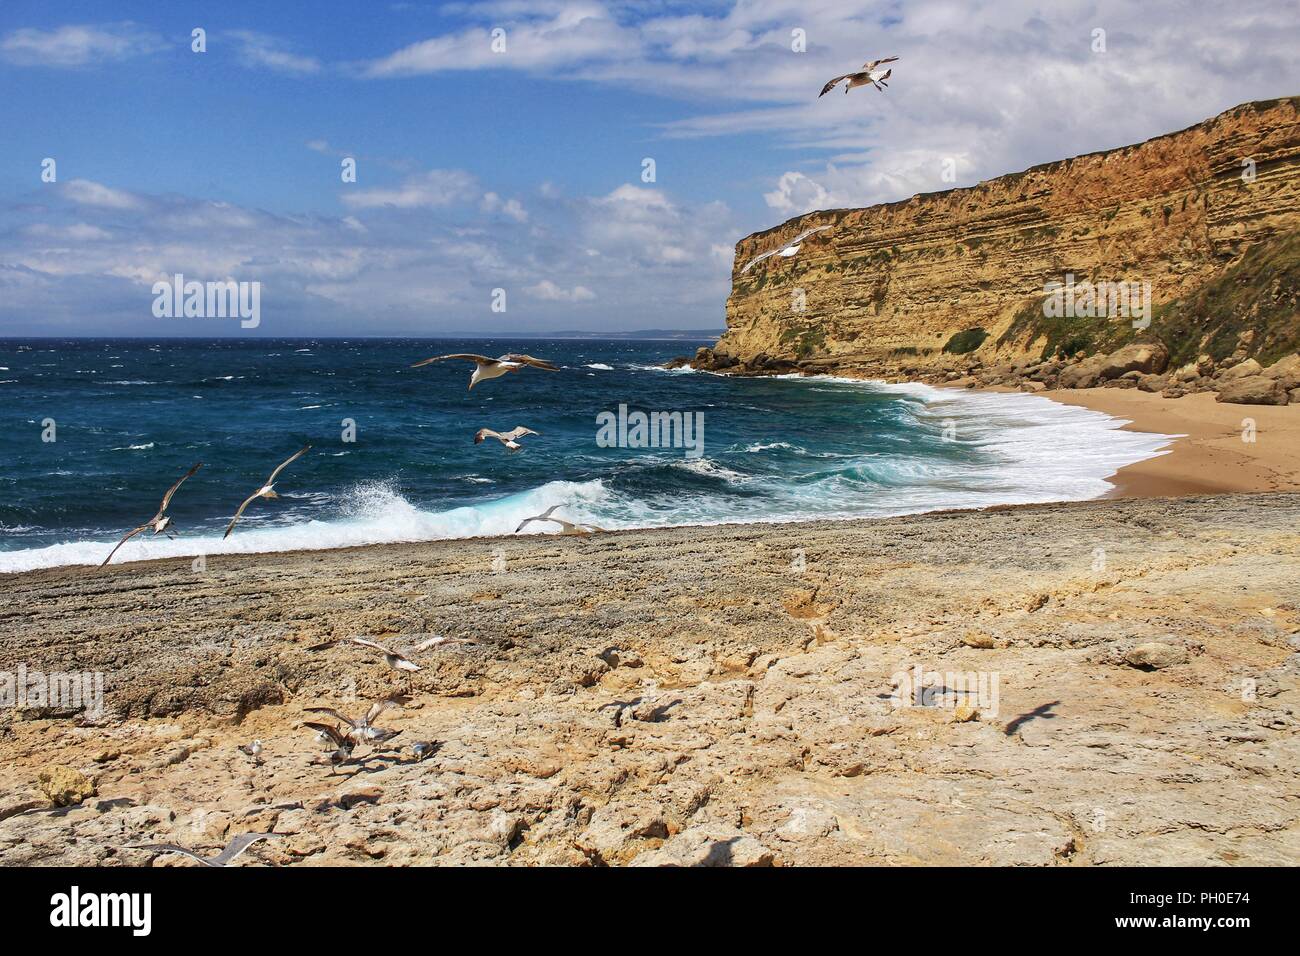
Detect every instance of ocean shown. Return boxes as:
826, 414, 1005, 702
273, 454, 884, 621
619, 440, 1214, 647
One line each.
0, 337, 1174, 573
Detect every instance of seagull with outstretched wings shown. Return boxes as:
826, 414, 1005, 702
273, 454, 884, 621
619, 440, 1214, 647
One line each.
409, 353, 559, 390
819, 56, 898, 97
100, 462, 203, 567
223, 444, 311, 539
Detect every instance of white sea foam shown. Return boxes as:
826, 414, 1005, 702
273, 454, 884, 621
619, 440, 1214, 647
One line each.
0, 379, 1177, 574
0, 479, 615, 573
585, 363, 614, 370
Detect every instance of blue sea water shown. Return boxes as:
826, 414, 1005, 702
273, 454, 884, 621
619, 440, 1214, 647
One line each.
0, 337, 1174, 573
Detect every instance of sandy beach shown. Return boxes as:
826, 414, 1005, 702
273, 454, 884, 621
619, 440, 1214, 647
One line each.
2, 476, 1297, 865
1042, 388, 1300, 498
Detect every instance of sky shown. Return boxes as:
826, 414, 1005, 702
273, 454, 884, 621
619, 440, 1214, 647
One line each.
0, 0, 1296, 337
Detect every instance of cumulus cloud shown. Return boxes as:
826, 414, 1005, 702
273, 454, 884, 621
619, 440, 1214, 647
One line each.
0, 22, 164, 67
0, 171, 736, 334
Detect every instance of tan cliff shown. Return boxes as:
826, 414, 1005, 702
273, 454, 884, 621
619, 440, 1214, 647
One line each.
709, 97, 1300, 376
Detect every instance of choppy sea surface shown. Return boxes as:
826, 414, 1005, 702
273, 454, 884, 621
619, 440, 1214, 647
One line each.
0, 337, 1174, 573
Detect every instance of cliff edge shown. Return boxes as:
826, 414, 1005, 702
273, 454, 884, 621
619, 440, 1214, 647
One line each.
703, 97, 1300, 391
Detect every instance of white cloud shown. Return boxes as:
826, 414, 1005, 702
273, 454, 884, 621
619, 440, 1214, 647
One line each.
0, 22, 164, 67
0, 169, 736, 334
526, 279, 596, 301
226, 30, 322, 75
61, 179, 144, 210
342, 169, 480, 209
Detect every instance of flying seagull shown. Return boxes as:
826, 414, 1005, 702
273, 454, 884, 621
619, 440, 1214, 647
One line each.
740, 225, 833, 274
514, 504, 607, 535
223, 444, 311, 539
819, 56, 898, 97
304, 695, 408, 744
475, 426, 539, 452
127, 833, 276, 867
350, 636, 423, 673
409, 353, 559, 390
100, 462, 203, 567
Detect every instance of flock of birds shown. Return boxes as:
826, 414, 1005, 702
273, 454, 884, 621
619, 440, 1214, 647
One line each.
103, 351, 597, 865
105, 60, 904, 863
99, 350, 594, 568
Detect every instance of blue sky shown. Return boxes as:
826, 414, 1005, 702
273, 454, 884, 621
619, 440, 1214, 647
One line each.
1, 0, 1296, 336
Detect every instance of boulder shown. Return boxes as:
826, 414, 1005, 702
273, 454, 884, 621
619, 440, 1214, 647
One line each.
1172, 362, 1200, 383
1124, 643, 1186, 670
1160, 385, 1187, 399
1218, 358, 1263, 382
1058, 357, 1103, 389
1137, 374, 1168, 393
1262, 354, 1300, 390
1216, 376, 1289, 406
1096, 341, 1169, 380
37, 766, 96, 807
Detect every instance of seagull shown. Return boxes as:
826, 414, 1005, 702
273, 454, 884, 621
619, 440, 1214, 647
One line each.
410, 740, 440, 762
515, 504, 607, 535
224, 445, 311, 538
99, 462, 202, 567
126, 833, 276, 867
303, 722, 356, 765
304, 695, 408, 744
819, 56, 898, 97
475, 426, 539, 452
740, 225, 833, 274
409, 353, 559, 390
350, 636, 422, 674
238, 739, 263, 766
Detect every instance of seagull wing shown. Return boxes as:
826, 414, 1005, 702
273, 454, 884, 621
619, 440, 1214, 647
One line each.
410, 635, 449, 652
128, 844, 215, 866
304, 721, 349, 747
156, 462, 203, 517
364, 695, 408, 725
819, 73, 853, 97
212, 833, 272, 866
501, 427, 538, 441
266, 444, 311, 485
100, 524, 150, 568
411, 353, 495, 369
514, 517, 541, 533
350, 636, 392, 655
474, 428, 500, 445
303, 706, 358, 728
863, 56, 899, 72
223, 489, 263, 539
501, 354, 559, 370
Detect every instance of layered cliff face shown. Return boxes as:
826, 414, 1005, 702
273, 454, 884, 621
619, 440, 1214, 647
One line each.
715, 97, 1300, 372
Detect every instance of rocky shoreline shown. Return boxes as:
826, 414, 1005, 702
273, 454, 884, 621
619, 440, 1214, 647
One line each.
676, 333, 1300, 407
2, 495, 1297, 866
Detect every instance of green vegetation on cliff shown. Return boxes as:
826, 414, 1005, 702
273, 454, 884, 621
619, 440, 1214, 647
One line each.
996, 228, 1300, 365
